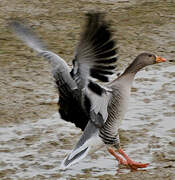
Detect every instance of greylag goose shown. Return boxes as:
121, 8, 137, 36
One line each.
10, 12, 166, 171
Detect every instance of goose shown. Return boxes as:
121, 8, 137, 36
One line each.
10, 12, 166, 171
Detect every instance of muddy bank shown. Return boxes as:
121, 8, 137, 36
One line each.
0, 0, 175, 179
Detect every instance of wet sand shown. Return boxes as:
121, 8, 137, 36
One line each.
0, 0, 175, 179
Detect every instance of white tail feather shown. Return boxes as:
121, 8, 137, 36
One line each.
60, 131, 104, 170
60, 146, 90, 170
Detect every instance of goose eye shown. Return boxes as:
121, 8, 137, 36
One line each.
148, 54, 152, 57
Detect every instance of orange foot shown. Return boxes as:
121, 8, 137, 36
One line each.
108, 147, 149, 171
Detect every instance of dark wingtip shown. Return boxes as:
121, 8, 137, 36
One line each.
85, 11, 105, 20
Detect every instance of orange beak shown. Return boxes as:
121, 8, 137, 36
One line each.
156, 56, 166, 63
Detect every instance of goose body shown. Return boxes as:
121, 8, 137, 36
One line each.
61, 51, 166, 170
10, 12, 166, 171
100, 75, 133, 146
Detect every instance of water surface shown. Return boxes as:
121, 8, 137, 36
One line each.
0, 0, 175, 179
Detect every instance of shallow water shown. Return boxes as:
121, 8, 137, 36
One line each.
0, 63, 174, 179
122, 64, 175, 167
0, 0, 175, 179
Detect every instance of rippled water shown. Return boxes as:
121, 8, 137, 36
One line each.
122, 64, 175, 167
0, 63, 174, 179
1, 0, 175, 179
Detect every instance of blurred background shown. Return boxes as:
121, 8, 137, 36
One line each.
0, 0, 175, 179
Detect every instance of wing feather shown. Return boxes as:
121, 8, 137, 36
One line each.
71, 12, 118, 94
10, 21, 90, 130
10, 13, 116, 132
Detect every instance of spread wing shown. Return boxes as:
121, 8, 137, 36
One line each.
71, 12, 118, 95
9, 21, 89, 130
9, 12, 117, 132
10, 14, 119, 169
10, 21, 77, 92
69, 12, 117, 131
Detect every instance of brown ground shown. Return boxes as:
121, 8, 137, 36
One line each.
0, 0, 175, 179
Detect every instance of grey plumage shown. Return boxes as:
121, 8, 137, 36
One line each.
9, 12, 163, 170
9, 12, 117, 169
10, 13, 118, 131
99, 88, 122, 146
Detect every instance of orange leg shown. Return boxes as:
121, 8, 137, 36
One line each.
108, 147, 127, 166
108, 147, 149, 171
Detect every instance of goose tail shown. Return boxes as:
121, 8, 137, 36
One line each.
60, 121, 104, 170
60, 143, 90, 170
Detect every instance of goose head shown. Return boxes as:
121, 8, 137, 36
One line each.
124, 52, 166, 74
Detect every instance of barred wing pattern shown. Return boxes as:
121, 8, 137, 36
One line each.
71, 12, 118, 95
